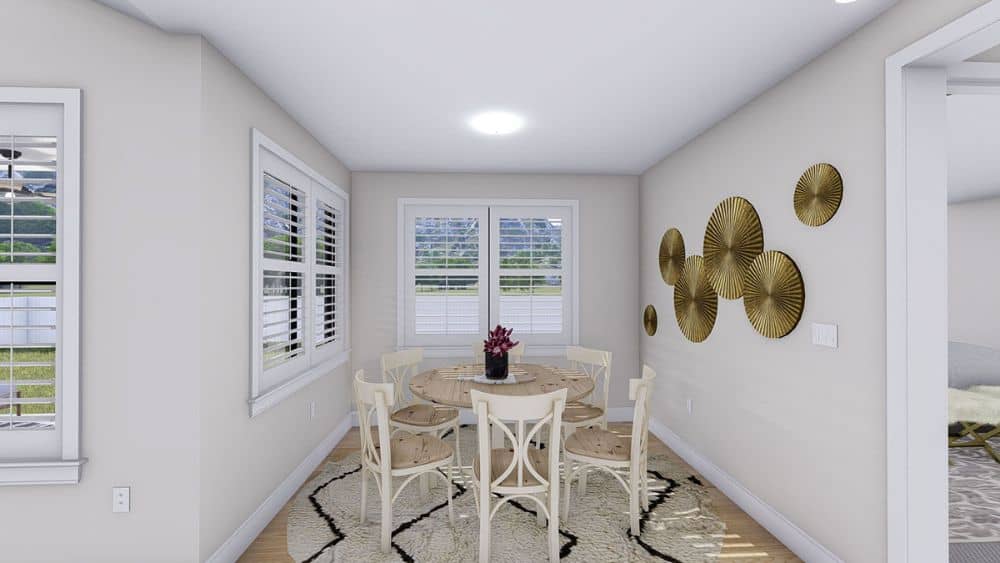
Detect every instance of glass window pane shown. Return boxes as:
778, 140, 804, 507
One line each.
0, 282, 57, 431
0, 136, 58, 264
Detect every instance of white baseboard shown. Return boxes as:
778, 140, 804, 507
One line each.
350, 406, 634, 427
648, 418, 842, 563
206, 413, 353, 563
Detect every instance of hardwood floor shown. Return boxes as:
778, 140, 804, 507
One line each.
238, 423, 800, 562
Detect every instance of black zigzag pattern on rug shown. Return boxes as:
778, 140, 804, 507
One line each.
302, 465, 361, 563
627, 468, 685, 563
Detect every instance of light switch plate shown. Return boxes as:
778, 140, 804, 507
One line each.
113, 486, 130, 513
811, 323, 838, 349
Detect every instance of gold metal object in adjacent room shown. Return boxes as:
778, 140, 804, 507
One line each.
673, 255, 718, 343
643, 305, 658, 336
703, 196, 764, 300
658, 228, 685, 286
743, 251, 805, 339
794, 163, 843, 226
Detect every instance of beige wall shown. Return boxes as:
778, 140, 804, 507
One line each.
0, 1, 202, 561
0, 2, 353, 561
949, 197, 1000, 350
351, 172, 639, 408
638, 0, 989, 560
197, 42, 352, 560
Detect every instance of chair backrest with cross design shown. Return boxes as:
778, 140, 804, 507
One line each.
566, 346, 611, 413
380, 348, 423, 406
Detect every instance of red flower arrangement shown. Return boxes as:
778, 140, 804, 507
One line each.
483, 325, 518, 358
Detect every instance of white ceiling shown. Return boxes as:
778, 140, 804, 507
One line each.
948, 93, 1000, 203
100, 0, 896, 174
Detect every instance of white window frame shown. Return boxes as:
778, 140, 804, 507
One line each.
250, 129, 349, 417
397, 198, 579, 358
0, 87, 83, 486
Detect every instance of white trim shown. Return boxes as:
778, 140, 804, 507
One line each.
885, 4, 1000, 561
250, 129, 350, 417
206, 413, 352, 563
648, 418, 841, 563
0, 87, 82, 484
396, 197, 580, 352
249, 350, 350, 417
0, 459, 85, 486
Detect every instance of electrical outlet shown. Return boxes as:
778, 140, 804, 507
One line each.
309, 401, 316, 419
112, 486, 130, 513
686, 398, 693, 415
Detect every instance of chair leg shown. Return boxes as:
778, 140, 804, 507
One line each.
381, 479, 392, 553
629, 472, 640, 537
562, 467, 572, 522
640, 459, 650, 511
548, 490, 560, 563
479, 491, 491, 563
446, 465, 455, 526
536, 494, 546, 527
360, 468, 369, 523
454, 421, 462, 477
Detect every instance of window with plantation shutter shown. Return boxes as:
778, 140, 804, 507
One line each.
0, 88, 82, 485
399, 199, 576, 356
251, 130, 349, 417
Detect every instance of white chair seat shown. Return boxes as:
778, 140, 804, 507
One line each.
562, 402, 605, 424
473, 447, 549, 486
565, 427, 630, 462
390, 403, 459, 427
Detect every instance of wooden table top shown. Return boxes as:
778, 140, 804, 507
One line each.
409, 363, 595, 409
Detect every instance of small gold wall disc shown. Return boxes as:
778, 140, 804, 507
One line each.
743, 251, 805, 339
673, 255, 718, 343
643, 305, 658, 336
703, 197, 765, 299
658, 228, 685, 285
794, 163, 843, 226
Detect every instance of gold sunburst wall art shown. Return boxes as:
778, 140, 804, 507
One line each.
658, 228, 685, 285
703, 196, 765, 300
643, 305, 658, 336
673, 255, 718, 343
794, 163, 843, 226
743, 251, 805, 339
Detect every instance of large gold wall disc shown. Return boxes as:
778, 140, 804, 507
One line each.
673, 255, 718, 343
658, 228, 685, 285
794, 163, 843, 226
643, 305, 658, 336
703, 197, 765, 299
743, 251, 805, 339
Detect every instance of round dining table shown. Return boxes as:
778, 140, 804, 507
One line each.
409, 362, 595, 409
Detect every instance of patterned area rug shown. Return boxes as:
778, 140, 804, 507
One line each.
950, 438, 1000, 542
287, 427, 725, 562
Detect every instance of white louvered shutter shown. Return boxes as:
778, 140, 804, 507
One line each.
258, 152, 311, 391
403, 204, 488, 347
312, 190, 345, 363
490, 206, 573, 346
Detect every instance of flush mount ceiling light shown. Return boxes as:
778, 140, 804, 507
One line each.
468, 111, 524, 136
834, 0, 858, 4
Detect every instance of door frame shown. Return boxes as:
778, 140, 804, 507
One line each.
885, 3, 1000, 561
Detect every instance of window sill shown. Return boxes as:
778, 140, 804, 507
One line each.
0, 458, 86, 486
409, 345, 573, 358
249, 349, 351, 418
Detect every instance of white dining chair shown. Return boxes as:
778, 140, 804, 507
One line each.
354, 370, 455, 552
471, 387, 566, 563
559, 347, 612, 492
562, 365, 656, 536
381, 348, 462, 470
472, 341, 525, 364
